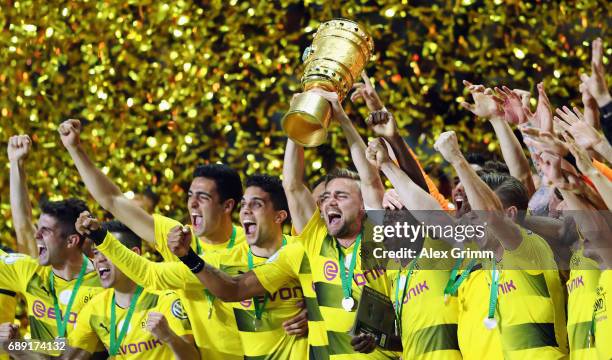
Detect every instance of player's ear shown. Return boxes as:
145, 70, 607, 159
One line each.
223, 199, 236, 214
131, 247, 142, 255
505, 206, 518, 222
274, 210, 288, 224
66, 233, 81, 249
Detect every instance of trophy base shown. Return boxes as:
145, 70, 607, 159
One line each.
282, 92, 332, 147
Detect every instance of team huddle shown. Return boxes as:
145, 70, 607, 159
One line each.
1, 37, 611, 360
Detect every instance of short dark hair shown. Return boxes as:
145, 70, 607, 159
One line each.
245, 174, 289, 214
479, 172, 529, 222
482, 160, 510, 175
40, 198, 89, 239
193, 164, 243, 211
465, 152, 489, 167
102, 221, 141, 250
325, 168, 360, 184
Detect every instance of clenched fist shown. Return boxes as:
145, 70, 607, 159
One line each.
7, 135, 31, 164
145, 312, 173, 342
365, 138, 391, 169
434, 131, 463, 164
58, 119, 82, 149
167, 225, 192, 257
75, 211, 101, 236
366, 110, 397, 138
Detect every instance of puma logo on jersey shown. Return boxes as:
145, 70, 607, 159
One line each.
99, 323, 110, 334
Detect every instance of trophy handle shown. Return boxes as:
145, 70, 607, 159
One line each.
281, 92, 332, 147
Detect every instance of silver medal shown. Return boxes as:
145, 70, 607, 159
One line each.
253, 318, 263, 330
483, 317, 497, 330
342, 297, 355, 311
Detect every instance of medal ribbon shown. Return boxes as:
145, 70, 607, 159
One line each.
336, 233, 362, 303
248, 236, 287, 323
393, 259, 418, 336
487, 258, 499, 323
202, 226, 237, 317
49, 254, 88, 338
109, 286, 144, 356
197, 224, 236, 255
443, 257, 477, 298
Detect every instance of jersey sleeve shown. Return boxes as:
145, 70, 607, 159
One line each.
153, 214, 184, 261
96, 232, 205, 291
68, 301, 101, 354
296, 209, 328, 255
157, 291, 193, 337
252, 243, 302, 294
0, 253, 38, 294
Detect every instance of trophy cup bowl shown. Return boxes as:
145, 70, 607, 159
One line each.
282, 19, 374, 147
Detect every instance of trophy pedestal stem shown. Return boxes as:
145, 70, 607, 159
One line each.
281, 91, 332, 147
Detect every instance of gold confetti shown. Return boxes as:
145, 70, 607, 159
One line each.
0, 0, 608, 253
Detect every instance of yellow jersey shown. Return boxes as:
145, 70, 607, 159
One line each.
595, 270, 612, 359
567, 250, 600, 360
69, 288, 192, 359
458, 227, 568, 359
0, 250, 17, 360
0, 253, 103, 342
97, 227, 241, 360
387, 239, 461, 360
204, 238, 309, 360
252, 241, 337, 360
292, 210, 397, 360
0, 249, 17, 322
97, 230, 320, 359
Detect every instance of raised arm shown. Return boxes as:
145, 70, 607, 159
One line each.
311, 89, 385, 209
169, 229, 266, 302
366, 139, 442, 212
470, 83, 536, 196
538, 152, 610, 244
366, 138, 458, 245
555, 106, 612, 163
351, 73, 429, 193
75, 212, 200, 290
282, 139, 316, 233
366, 110, 429, 192
435, 131, 523, 250
59, 119, 155, 244
563, 132, 612, 210
8, 135, 37, 257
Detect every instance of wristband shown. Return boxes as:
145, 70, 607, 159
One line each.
179, 249, 205, 273
88, 228, 108, 246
